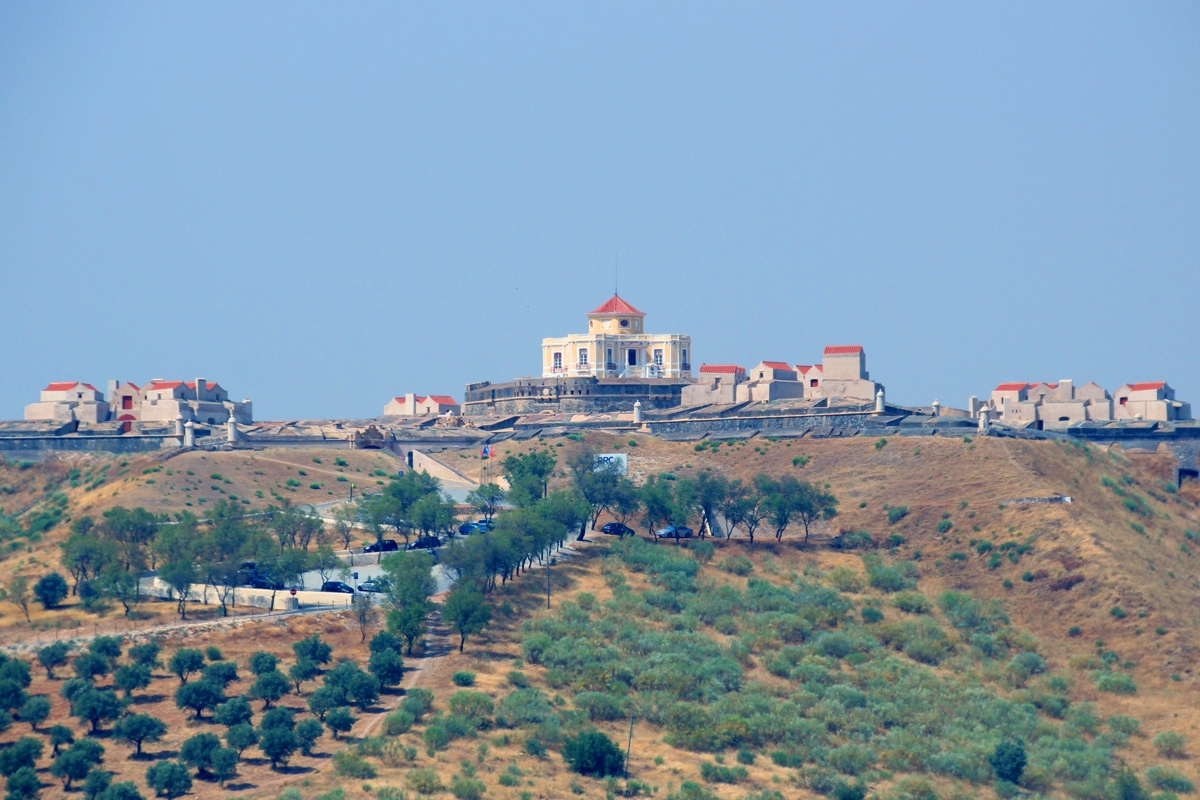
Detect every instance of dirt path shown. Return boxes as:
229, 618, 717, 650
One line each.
357, 604, 454, 739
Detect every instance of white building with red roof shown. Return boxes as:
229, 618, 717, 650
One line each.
384, 393, 461, 416
1113, 382, 1191, 422
24, 382, 108, 423
683, 346, 883, 406
979, 378, 1191, 426
540, 295, 692, 379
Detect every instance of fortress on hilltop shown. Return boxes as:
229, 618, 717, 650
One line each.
464, 294, 695, 416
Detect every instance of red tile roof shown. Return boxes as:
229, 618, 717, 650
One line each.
794, 365, 813, 374
994, 382, 1029, 392
147, 380, 185, 390
1127, 382, 1166, 392
760, 361, 793, 370
588, 294, 645, 315
44, 382, 82, 391
823, 345, 863, 355
699, 364, 745, 374
427, 395, 459, 405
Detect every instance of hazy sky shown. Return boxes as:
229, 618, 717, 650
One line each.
2, 3, 1197, 420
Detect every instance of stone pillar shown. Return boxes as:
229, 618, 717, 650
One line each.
968, 395, 979, 417
183, 420, 195, 448
978, 411, 990, 432
227, 416, 238, 444
633, 400, 643, 424
174, 418, 184, 441
931, 400, 941, 417
875, 389, 885, 413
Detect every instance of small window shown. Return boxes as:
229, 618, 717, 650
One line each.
1120, 397, 1128, 405
122, 396, 133, 410
759, 372, 764, 379
620, 319, 629, 328
627, 349, 637, 366
578, 349, 588, 365
811, 379, 819, 388
654, 349, 663, 366
553, 352, 562, 369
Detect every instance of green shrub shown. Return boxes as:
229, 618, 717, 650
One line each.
892, 591, 931, 614
1146, 766, 1195, 794
719, 556, 753, 576
332, 750, 377, 779
452, 671, 476, 687
887, 506, 909, 525
1110, 716, 1141, 736
699, 761, 747, 783
860, 607, 884, 624
561, 731, 624, 777
451, 776, 487, 800
826, 743, 875, 776
828, 567, 863, 593
1096, 672, 1138, 695
407, 768, 444, 794
383, 710, 415, 736
937, 520, 953, 534
1154, 732, 1187, 759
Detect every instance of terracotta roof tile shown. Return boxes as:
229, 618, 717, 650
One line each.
427, 395, 459, 405
760, 361, 793, 370
588, 294, 645, 315
994, 382, 1029, 392
823, 345, 863, 355
1127, 382, 1166, 392
44, 382, 82, 391
699, 364, 745, 374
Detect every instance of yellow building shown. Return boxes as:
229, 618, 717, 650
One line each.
541, 295, 692, 379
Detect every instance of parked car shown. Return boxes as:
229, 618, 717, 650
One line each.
356, 578, 390, 594
363, 539, 399, 553
475, 519, 495, 530
601, 522, 635, 537
655, 526, 694, 539
458, 522, 484, 535
249, 575, 284, 590
407, 536, 442, 551
320, 581, 355, 594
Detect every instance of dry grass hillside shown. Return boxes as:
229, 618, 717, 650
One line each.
0, 433, 1198, 800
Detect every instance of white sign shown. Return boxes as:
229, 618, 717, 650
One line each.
594, 453, 628, 475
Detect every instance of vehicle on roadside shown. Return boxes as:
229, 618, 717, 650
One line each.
363, 539, 399, 553
320, 581, 355, 594
600, 522, 635, 537
248, 575, 285, 590
475, 519, 495, 530
356, 578, 390, 594
406, 536, 442, 551
458, 522, 485, 535
655, 525, 694, 539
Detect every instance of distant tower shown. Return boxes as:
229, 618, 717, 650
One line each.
633, 400, 643, 424
183, 420, 195, 448
875, 389, 885, 413
227, 416, 238, 444
978, 411, 990, 432
931, 399, 941, 417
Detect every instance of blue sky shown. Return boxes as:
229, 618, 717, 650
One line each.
2, 3, 1197, 420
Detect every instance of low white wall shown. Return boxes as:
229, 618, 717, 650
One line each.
143, 578, 355, 611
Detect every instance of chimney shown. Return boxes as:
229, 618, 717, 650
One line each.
406, 393, 416, 415
195, 378, 206, 401
1059, 379, 1073, 399
107, 380, 119, 400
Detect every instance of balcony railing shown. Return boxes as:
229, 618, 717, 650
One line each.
605, 363, 618, 371
681, 363, 691, 371
576, 363, 590, 370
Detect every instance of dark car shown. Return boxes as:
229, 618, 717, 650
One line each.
407, 536, 442, 551
249, 575, 284, 590
320, 581, 355, 594
363, 539, 399, 553
356, 578, 390, 594
475, 519, 495, 530
655, 526, 694, 539
601, 522, 635, 537
458, 522, 484, 535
